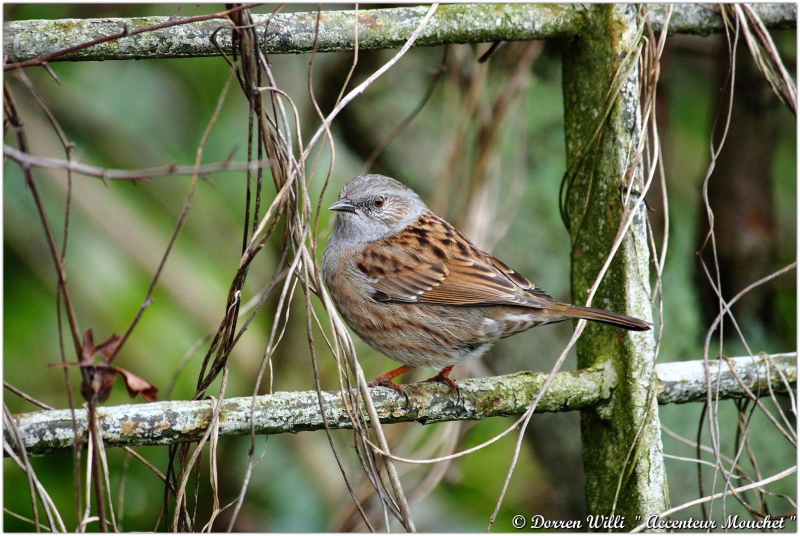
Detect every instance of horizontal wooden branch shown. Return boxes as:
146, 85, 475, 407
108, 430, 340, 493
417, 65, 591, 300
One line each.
4, 4, 796, 64
6, 353, 795, 457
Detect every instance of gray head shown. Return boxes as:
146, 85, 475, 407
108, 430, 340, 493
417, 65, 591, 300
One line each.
327, 174, 428, 246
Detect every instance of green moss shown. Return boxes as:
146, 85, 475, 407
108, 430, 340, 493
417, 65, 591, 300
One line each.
562, 4, 669, 526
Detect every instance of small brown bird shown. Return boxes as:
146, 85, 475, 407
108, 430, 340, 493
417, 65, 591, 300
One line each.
322, 174, 650, 394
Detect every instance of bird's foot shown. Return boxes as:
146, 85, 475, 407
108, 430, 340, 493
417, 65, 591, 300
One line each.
422, 366, 461, 403
368, 375, 411, 407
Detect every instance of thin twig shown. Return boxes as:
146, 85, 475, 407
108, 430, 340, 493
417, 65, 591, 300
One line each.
3, 144, 273, 181
629, 466, 798, 532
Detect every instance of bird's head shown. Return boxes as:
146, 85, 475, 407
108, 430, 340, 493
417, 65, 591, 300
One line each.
328, 174, 428, 245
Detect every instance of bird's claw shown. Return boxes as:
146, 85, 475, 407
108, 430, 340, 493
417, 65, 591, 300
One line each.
422, 373, 462, 404
368, 377, 411, 408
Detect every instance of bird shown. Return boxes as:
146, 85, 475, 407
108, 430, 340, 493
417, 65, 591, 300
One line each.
322, 174, 651, 395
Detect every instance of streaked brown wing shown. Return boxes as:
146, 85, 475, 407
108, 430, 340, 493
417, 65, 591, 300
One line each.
365, 262, 448, 303
487, 255, 555, 301
356, 212, 552, 307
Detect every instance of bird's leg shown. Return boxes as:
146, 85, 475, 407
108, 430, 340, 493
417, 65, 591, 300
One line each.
423, 366, 461, 401
368, 365, 414, 404
423, 365, 457, 388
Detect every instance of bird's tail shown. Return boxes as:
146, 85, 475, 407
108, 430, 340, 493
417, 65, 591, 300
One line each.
561, 303, 651, 331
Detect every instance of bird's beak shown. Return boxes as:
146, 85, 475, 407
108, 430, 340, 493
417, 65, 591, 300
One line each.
328, 198, 357, 213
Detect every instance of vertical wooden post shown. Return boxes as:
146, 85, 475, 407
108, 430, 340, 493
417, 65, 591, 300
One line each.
561, 4, 669, 529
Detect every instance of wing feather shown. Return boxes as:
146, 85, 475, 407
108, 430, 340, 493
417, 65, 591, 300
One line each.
356, 212, 554, 308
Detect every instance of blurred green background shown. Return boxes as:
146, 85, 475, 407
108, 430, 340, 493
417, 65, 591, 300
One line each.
4, 3, 796, 532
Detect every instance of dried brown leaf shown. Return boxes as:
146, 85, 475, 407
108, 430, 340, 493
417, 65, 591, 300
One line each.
114, 366, 159, 402
91, 366, 118, 404
59, 329, 157, 402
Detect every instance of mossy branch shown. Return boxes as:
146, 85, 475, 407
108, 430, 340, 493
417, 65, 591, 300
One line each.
3, 4, 795, 64
6, 353, 795, 457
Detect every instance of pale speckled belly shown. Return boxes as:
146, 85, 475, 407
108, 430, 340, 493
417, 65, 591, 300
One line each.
328, 284, 548, 369
323, 251, 552, 369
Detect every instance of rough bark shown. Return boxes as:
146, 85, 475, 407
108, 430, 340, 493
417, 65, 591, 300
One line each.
3, 4, 795, 63
562, 3, 668, 528
6, 353, 795, 457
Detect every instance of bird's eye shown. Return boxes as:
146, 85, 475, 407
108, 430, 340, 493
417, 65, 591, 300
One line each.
373, 196, 385, 208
